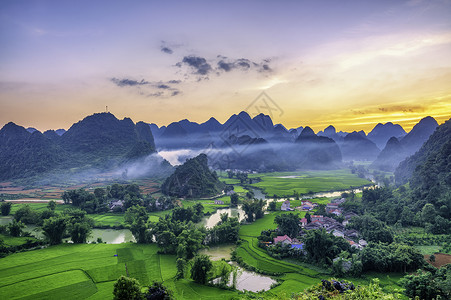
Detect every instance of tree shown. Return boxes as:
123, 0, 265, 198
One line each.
125, 205, 149, 243
1, 202, 12, 216
268, 200, 277, 211
190, 255, 213, 284
42, 216, 67, 245
176, 258, 186, 279
113, 276, 142, 300
8, 220, 25, 237
422, 203, 436, 223
230, 193, 239, 207
274, 213, 300, 237
144, 281, 173, 300
304, 229, 350, 266
69, 222, 92, 243
47, 200, 57, 211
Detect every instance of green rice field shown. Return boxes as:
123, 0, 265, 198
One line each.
0, 243, 239, 300
248, 169, 372, 196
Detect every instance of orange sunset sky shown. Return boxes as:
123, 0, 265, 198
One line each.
1, 0, 450, 133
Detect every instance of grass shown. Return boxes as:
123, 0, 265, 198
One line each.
0, 234, 38, 246
0, 243, 240, 299
415, 245, 442, 255
248, 169, 372, 197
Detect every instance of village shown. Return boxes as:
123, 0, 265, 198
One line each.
271, 197, 368, 252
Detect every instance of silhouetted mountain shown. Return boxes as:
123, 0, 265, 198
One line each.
43, 130, 60, 141
400, 116, 438, 156
0, 123, 64, 180
367, 122, 406, 149
318, 125, 344, 144
200, 117, 222, 132
26, 127, 38, 134
371, 137, 405, 171
161, 153, 224, 198
60, 113, 155, 160
0, 113, 166, 181
395, 118, 450, 185
341, 132, 380, 161
292, 127, 342, 169
55, 129, 66, 136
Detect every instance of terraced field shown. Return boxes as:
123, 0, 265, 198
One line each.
0, 243, 239, 300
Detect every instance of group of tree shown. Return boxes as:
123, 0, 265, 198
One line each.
206, 213, 240, 245
61, 183, 176, 215
42, 209, 94, 245
161, 154, 225, 198
113, 276, 172, 300
402, 264, 451, 300
1, 202, 12, 216
242, 198, 265, 222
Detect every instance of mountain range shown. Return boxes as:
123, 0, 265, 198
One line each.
0, 111, 444, 181
0, 113, 170, 182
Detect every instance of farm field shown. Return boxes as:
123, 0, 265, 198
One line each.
0, 243, 240, 300
248, 169, 372, 196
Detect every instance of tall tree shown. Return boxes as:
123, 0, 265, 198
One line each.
190, 255, 213, 284
42, 216, 67, 245
274, 213, 300, 237
113, 276, 142, 300
1, 202, 12, 216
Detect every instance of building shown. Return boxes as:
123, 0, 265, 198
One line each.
273, 235, 292, 245
109, 200, 124, 211
214, 199, 224, 205
300, 218, 308, 227
281, 200, 291, 211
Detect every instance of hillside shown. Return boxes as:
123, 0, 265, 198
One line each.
161, 153, 225, 198
0, 113, 164, 181
395, 118, 451, 188
293, 127, 342, 169
340, 131, 380, 161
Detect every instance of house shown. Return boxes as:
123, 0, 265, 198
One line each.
273, 235, 292, 245
329, 209, 342, 216
214, 199, 224, 205
300, 218, 308, 227
109, 200, 124, 211
311, 215, 324, 222
226, 190, 236, 196
281, 200, 291, 211
331, 230, 345, 238
358, 239, 368, 247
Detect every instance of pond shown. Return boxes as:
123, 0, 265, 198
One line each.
199, 206, 245, 229
1, 216, 135, 244
198, 243, 235, 260
212, 262, 277, 292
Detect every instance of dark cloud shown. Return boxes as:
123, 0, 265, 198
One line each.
179, 56, 212, 75
157, 84, 170, 89
217, 60, 233, 72
235, 59, 251, 69
161, 46, 173, 54
171, 90, 180, 96
111, 78, 149, 87
168, 80, 181, 84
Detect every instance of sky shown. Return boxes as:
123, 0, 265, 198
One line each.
1, 0, 450, 133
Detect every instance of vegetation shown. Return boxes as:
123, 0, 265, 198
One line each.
161, 154, 225, 198
247, 169, 372, 197
190, 254, 213, 284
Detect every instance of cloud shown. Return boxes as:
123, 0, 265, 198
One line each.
111, 77, 182, 98
111, 78, 149, 87
178, 56, 212, 75
161, 46, 173, 54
